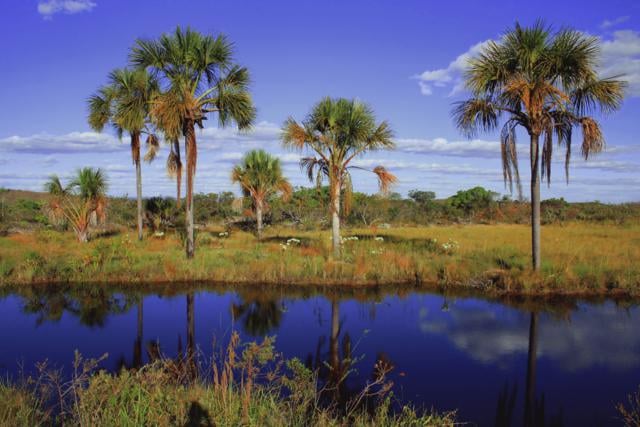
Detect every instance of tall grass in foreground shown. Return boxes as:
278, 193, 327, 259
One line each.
0, 334, 454, 426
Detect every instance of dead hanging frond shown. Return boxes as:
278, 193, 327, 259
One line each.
166, 139, 183, 207
131, 133, 141, 165
300, 157, 328, 189
277, 179, 293, 202
541, 126, 554, 187
372, 166, 398, 195
500, 119, 522, 199
166, 150, 179, 178
580, 117, 604, 159
94, 196, 108, 224
144, 134, 160, 163
552, 111, 574, 184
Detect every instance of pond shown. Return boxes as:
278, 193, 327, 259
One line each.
0, 284, 638, 426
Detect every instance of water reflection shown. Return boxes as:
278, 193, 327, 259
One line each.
1, 285, 638, 426
231, 294, 284, 336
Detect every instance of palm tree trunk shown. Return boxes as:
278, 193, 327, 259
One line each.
524, 312, 538, 427
530, 133, 541, 271
132, 133, 144, 241
77, 229, 89, 243
184, 121, 197, 258
256, 200, 263, 240
331, 179, 341, 258
173, 139, 182, 209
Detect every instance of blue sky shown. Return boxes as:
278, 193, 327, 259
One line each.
0, 0, 639, 201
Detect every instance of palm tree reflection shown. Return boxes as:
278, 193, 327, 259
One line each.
231, 295, 283, 337
494, 311, 564, 427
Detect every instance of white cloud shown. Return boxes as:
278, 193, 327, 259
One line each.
600, 30, 640, 96
396, 137, 504, 158
415, 29, 640, 98
38, 0, 97, 18
0, 131, 123, 154
413, 40, 492, 97
600, 16, 630, 30
419, 302, 640, 371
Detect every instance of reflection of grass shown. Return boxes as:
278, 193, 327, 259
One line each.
0, 223, 638, 295
0, 336, 455, 426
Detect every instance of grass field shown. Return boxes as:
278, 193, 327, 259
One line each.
1, 223, 638, 295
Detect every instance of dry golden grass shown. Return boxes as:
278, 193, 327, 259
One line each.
0, 223, 638, 295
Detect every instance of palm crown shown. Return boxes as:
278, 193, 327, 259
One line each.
88, 68, 160, 163
231, 149, 292, 203
130, 26, 256, 140
282, 97, 397, 203
453, 21, 625, 195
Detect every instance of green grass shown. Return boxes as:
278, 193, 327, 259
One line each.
0, 336, 454, 427
0, 223, 639, 295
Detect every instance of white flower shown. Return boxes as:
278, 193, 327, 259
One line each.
286, 238, 301, 245
374, 236, 384, 242
218, 232, 229, 237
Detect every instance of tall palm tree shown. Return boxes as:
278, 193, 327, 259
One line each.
70, 167, 109, 226
88, 67, 159, 241
130, 26, 256, 258
452, 21, 625, 270
282, 97, 396, 257
231, 149, 292, 239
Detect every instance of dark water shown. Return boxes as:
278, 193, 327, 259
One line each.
1, 285, 638, 426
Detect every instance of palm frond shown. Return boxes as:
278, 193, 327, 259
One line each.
452, 98, 500, 138
580, 117, 604, 159
372, 166, 398, 195
144, 134, 160, 163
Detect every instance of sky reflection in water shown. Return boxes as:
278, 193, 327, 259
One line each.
0, 286, 637, 426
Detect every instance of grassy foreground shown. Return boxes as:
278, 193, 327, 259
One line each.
0, 336, 454, 426
1, 223, 639, 295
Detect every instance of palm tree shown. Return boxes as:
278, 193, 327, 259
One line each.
88, 67, 159, 241
231, 149, 292, 239
452, 21, 625, 270
282, 97, 396, 257
70, 167, 109, 226
130, 26, 256, 258
45, 169, 108, 242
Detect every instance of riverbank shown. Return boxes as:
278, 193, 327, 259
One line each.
1, 223, 638, 295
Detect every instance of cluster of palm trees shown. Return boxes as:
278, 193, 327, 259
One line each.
55, 21, 622, 271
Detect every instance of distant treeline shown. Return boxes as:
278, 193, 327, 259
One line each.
1, 186, 638, 234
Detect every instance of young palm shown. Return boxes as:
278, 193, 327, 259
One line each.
44, 174, 72, 227
282, 97, 396, 257
130, 26, 256, 258
88, 67, 159, 240
453, 22, 625, 270
70, 167, 109, 226
231, 149, 292, 239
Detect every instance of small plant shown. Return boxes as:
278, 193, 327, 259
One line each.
441, 239, 459, 255
618, 386, 640, 427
